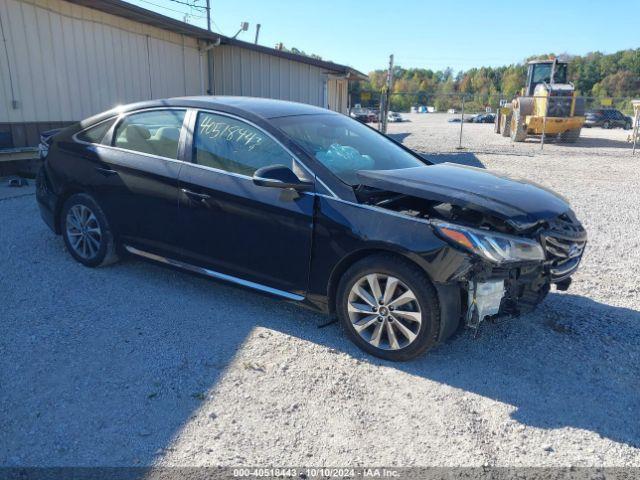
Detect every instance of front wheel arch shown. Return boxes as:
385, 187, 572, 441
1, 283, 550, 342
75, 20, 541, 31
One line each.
335, 252, 443, 360
328, 249, 463, 345
327, 249, 421, 316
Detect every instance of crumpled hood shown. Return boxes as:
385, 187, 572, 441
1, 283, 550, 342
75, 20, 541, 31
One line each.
356, 163, 571, 230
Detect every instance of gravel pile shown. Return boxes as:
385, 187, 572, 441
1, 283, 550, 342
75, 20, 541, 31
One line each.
1, 116, 639, 467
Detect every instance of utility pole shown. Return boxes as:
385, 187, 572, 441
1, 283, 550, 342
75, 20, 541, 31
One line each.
205, 0, 213, 95
205, 0, 211, 31
380, 54, 394, 134
254, 24, 261, 44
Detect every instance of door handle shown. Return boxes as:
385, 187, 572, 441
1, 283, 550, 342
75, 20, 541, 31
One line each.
95, 166, 118, 176
181, 188, 211, 201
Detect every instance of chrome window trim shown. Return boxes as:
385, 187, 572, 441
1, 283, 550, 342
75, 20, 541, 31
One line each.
73, 107, 189, 163
75, 142, 188, 166
124, 245, 305, 301
315, 193, 434, 226
193, 108, 338, 198
73, 105, 338, 198
72, 116, 118, 145
180, 160, 257, 181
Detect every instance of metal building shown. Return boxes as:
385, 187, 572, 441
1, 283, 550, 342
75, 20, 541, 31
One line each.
0, 0, 366, 150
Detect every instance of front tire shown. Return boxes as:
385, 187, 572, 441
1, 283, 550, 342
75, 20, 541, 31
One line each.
336, 255, 441, 361
60, 193, 119, 267
558, 128, 581, 143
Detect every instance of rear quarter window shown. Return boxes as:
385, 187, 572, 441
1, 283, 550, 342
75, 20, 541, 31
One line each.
76, 119, 115, 144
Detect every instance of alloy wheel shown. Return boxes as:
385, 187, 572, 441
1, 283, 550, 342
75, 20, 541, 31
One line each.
347, 273, 422, 351
65, 204, 102, 260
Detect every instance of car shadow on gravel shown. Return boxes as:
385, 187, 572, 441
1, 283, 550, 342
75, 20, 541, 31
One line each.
387, 132, 411, 144
392, 293, 640, 449
421, 152, 486, 168
3, 200, 639, 465
571, 136, 633, 149
512, 136, 632, 150
254, 288, 640, 449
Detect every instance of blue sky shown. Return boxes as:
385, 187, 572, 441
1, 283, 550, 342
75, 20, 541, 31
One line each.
125, 0, 640, 73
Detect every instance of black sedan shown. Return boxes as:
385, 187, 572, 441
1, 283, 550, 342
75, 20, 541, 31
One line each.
473, 113, 496, 124
36, 97, 586, 360
584, 109, 632, 129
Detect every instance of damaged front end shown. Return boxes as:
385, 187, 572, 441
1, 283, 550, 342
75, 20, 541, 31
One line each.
354, 166, 587, 331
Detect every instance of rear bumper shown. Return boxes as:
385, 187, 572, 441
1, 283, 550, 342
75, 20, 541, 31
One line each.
35, 165, 59, 233
526, 116, 585, 134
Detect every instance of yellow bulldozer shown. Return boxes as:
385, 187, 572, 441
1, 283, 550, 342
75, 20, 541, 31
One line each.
495, 58, 585, 142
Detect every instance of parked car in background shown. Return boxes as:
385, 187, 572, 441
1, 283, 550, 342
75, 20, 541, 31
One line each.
36, 97, 586, 361
350, 108, 377, 123
349, 109, 370, 123
448, 115, 476, 123
584, 109, 632, 129
387, 111, 404, 123
473, 113, 496, 124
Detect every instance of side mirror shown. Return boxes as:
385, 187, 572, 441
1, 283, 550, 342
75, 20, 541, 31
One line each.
252, 164, 313, 191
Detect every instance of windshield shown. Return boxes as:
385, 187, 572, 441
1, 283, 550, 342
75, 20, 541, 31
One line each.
532, 63, 568, 84
272, 114, 425, 185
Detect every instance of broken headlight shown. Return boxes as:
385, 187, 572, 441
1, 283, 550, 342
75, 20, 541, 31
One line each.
433, 221, 545, 264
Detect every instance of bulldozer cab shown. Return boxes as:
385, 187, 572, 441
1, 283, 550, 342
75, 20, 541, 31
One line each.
525, 60, 568, 96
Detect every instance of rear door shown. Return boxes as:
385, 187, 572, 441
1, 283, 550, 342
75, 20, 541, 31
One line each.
177, 110, 315, 297
89, 109, 188, 258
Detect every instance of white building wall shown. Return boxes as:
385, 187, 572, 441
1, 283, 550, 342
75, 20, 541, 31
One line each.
326, 77, 348, 114
0, 0, 355, 148
0, 0, 204, 124
212, 45, 327, 110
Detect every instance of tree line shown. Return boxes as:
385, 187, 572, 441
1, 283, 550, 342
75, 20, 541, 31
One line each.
351, 49, 640, 113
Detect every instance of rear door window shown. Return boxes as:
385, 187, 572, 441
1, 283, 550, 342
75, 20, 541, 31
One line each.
113, 110, 186, 160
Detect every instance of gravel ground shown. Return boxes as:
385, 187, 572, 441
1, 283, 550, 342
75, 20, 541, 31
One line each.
1, 116, 639, 467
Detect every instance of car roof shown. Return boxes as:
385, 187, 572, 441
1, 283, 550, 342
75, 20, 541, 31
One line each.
118, 96, 336, 119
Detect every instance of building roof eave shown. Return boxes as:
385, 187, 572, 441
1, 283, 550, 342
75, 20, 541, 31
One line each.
66, 0, 368, 80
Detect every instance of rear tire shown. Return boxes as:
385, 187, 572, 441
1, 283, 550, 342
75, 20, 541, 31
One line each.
494, 111, 501, 134
510, 108, 527, 142
336, 254, 441, 361
500, 112, 512, 137
60, 193, 119, 268
558, 128, 581, 143
603, 120, 611, 129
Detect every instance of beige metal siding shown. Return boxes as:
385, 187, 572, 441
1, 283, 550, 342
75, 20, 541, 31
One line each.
212, 45, 326, 109
326, 77, 348, 114
0, 0, 204, 123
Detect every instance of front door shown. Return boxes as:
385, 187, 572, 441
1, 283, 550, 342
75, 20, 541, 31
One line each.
177, 110, 315, 297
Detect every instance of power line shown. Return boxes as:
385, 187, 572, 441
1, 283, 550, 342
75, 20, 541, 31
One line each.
132, 0, 207, 18
128, 0, 232, 36
167, 0, 207, 11
210, 18, 225, 35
